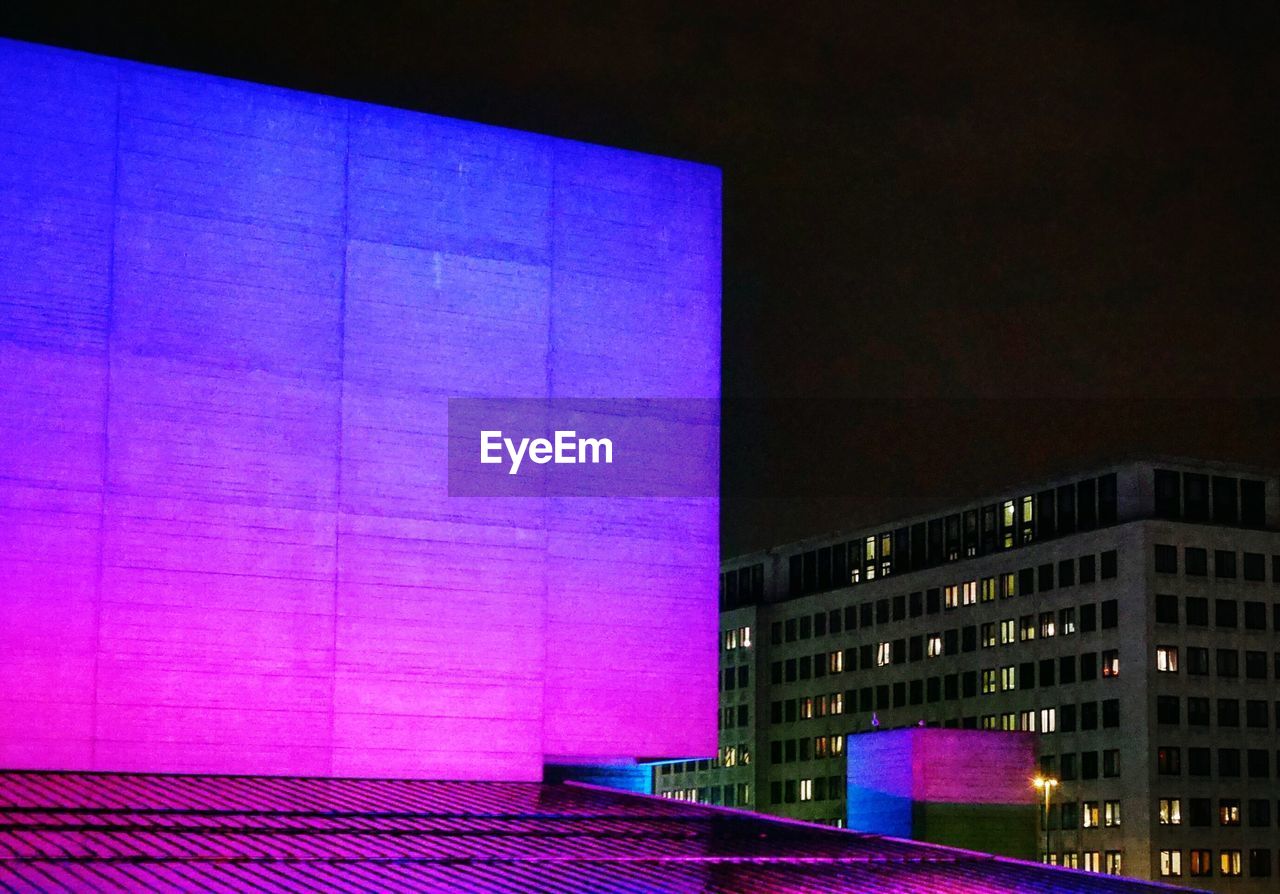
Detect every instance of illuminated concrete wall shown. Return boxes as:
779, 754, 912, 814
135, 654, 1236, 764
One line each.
0, 38, 720, 780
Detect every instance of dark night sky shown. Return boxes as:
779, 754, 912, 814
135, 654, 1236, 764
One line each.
5, 1, 1280, 556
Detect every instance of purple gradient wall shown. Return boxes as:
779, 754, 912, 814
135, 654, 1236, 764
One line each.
0, 39, 720, 780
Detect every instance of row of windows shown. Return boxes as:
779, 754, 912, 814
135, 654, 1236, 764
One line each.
1157, 695, 1280, 729
769, 775, 845, 805
718, 704, 749, 730
768, 606, 1119, 684
1156, 746, 1280, 778
659, 782, 752, 807
720, 564, 764, 610
1154, 644, 1278, 678
1156, 847, 1271, 879
786, 475, 1119, 598
721, 626, 753, 652
1035, 748, 1121, 780
1154, 592, 1280, 630
1154, 544, 1280, 581
1044, 851, 1124, 875
773, 555, 1116, 645
1154, 796, 1279, 828
767, 735, 846, 764
1153, 469, 1267, 527
720, 665, 750, 691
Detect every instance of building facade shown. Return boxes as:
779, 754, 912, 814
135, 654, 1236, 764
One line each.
655, 458, 1280, 892
0, 38, 720, 781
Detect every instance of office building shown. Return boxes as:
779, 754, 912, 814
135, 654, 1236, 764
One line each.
655, 457, 1280, 891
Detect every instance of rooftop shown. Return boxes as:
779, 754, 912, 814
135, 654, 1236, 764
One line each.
0, 770, 1194, 892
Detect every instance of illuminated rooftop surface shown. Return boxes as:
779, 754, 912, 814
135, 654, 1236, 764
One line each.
0, 771, 1194, 893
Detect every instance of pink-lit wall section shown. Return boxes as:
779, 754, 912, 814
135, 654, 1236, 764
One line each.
0, 38, 720, 780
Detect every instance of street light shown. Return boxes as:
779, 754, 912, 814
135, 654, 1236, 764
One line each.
1032, 776, 1059, 862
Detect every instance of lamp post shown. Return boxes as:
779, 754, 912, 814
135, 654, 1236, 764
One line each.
1032, 777, 1059, 862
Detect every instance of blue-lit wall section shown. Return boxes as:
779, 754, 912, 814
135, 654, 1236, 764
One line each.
0, 38, 720, 780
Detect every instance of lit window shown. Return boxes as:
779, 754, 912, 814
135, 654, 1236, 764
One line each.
1021, 495, 1035, 543
876, 642, 892, 667
981, 714, 997, 729
879, 533, 892, 576
980, 622, 996, 648
815, 695, 828, 717
1059, 607, 1076, 635
982, 669, 997, 694
1102, 650, 1120, 678
1105, 851, 1122, 875
927, 633, 944, 658
981, 577, 997, 602
800, 698, 814, 720
830, 692, 844, 714
1001, 572, 1017, 598
1158, 798, 1181, 825
1001, 712, 1017, 731
1040, 707, 1056, 732
1159, 850, 1182, 877
1002, 500, 1016, 548
831, 735, 843, 755
1220, 849, 1241, 877
724, 629, 737, 650
1000, 665, 1016, 691
1019, 615, 1035, 641
1083, 801, 1100, 828
1189, 850, 1211, 877
799, 779, 813, 802
723, 746, 738, 767
1156, 646, 1177, 673
1062, 853, 1079, 869
1019, 710, 1035, 731
1039, 612, 1055, 638
1220, 800, 1241, 826
944, 584, 959, 609
814, 737, 828, 759
828, 650, 844, 673
1083, 851, 1100, 873
1104, 800, 1121, 827
962, 580, 977, 605
1000, 619, 1016, 645
741, 626, 752, 648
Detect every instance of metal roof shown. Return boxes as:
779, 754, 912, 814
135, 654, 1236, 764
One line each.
0, 770, 1194, 892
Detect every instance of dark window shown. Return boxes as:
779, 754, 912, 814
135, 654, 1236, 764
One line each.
1213, 475, 1239, 524
1216, 550, 1237, 579
1247, 700, 1269, 729
1185, 547, 1207, 576
1057, 483, 1076, 533
1019, 661, 1035, 690
961, 625, 976, 653
1079, 554, 1096, 584
785, 619, 797, 642
1039, 658, 1055, 687
788, 555, 802, 596
817, 547, 832, 589
1101, 600, 1118, 629
1186, 647, 1209, 676
1218, 649, 1239, 678
1249, 849, 1272, 878
908, 591, 922, 618
1078, 478, 1097, 530
944, 629, 958, 656
1154, 544, 1177, 574
1038, 563, 1054, 591
1221, 748, 1242, 777
799, 615, 812, 639
1245, 601, 1266, 630
1059, 655, 1076, 685
944, 673, 959, 700
1100, 550, 1117, 579
1185, 473, 1209, 521
829, 609, 842, 634
1060, 753, 1077, 781
1080, 652, 1097, 681
1241, 479, 1266, 527
1188, 697, 1210, 725
1058, 558, 1075, 586
926, 677, 941, 703
859, 644, 872, 669
876, 685, 889, 710
1188, 797, 1211, 825
1155, 593, 1178, 624
802, 551, 816, 592
1217, 599, 1238, 628
909, 636, 923, 662
1157, 696, 1180, 725
845, 606, 857, 630
770, 662, 782, 685
1098, 473, 1117, 525
876, 599, 889, 624
1219, 698, 1240, 727
911, 522, 927, 564
833, 546, 847, 586
909, 679, 923, 705
1102, 748, 1120, 777
892, 681, 906, 707
892, 595, 906, 622
814, 612, 827, 637
770, 701, 782, 724
1246, 650, 1266, 679
1154, 469, 1181, 517
1186, 597, 1209, 626
1081, 701, 1098, 730
925, 589, 940, 615
1188, 746, 1210, 776
1248, 798, 1271, 827
1102, 698, 1119, 728
1244, 552, 1266, 581
738, 704, 748, 726
1081, 750, 1098, 779
1080, 604, 1097, 633
1060, 703, 1077, 732
861, 603, 873, 627
1018, 567, 1035, 596
1036, 491, 1056, 539
798, 656, 811, 680
1249, 747, 1269, 778
962, 670, 977, 698
770, 622, 782, 646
